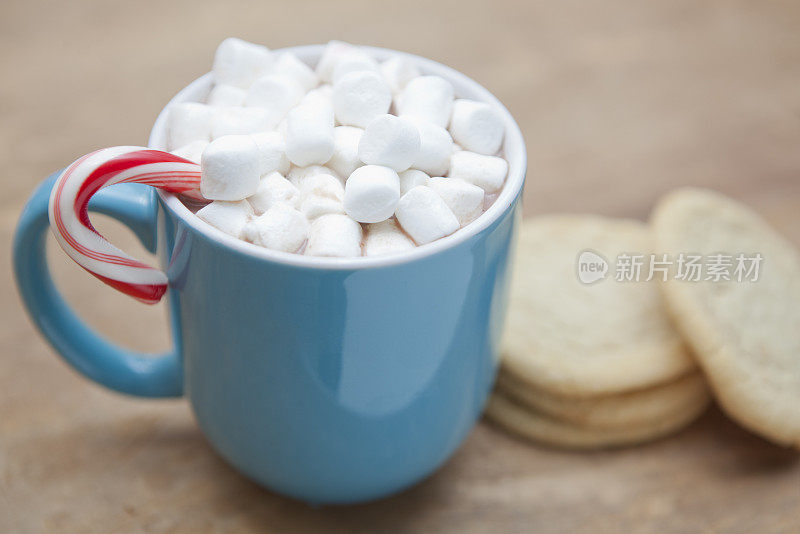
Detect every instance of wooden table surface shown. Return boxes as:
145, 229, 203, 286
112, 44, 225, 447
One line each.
1, 1, 798, 532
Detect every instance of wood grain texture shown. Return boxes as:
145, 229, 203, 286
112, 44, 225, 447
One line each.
1, 0, 798, 532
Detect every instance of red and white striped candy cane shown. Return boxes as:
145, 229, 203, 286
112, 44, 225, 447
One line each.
48, 146, 202, 304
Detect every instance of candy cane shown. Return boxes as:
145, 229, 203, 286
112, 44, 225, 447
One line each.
48, 146, 202, 304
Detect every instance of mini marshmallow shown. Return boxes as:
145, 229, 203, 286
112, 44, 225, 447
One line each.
196, 200, 253, 239
395, 186, 459, 244
427, 177, 484, 226
449, 99, 505, 155
305, 214, 363, 257
200, 135, 261, 200
357, 114, 420, 172
301, 84, 333, 108
316, 41, 360, 83
276, 117, 288, 137
273, 51, 318, 92
285, 99, 335, 167
212, 106, 273, 138
364, 219, 415, 257
296, 173, 346, 220
380, 56, 420, 94
207, 84, 246, 107
298, 173, 344, 202
331, 50, 379, 84
343, 165, 401, 223
398, 169, 430, 195
287, 165, 341, 189
243, 203, 309, 253
245, 74, 305, 127
167, 103, 214, 150
297, 172, 347, 219
251, 131, 290, 175
448, 151, 508, 193
396, 76, 455, 128
299, 195, 345, 220
247, 172, 300, 215
328, 126, 363, 178
171, 140, 208, 164
213, 38, 273, 89
406, 116, 453, 176
332, 71, 392, 128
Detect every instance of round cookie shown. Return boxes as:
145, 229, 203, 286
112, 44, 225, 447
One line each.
485, 390, 709, 450
652, 188, 800, 448
503, 216, 696, 397
496, 369, 710, 430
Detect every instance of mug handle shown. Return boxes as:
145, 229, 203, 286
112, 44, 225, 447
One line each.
13, 171, 183, 397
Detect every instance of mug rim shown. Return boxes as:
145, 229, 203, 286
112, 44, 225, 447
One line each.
149, 44, 527, 270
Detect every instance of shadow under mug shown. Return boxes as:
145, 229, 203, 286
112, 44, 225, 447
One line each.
13, 45, 527, 504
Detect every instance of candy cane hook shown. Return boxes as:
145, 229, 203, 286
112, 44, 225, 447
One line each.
48, 146, 202, 304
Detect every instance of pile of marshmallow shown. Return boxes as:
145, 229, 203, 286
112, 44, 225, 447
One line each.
168, 38, 509, 257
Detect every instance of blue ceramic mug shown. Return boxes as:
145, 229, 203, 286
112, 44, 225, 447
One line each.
13, 45, 526, 504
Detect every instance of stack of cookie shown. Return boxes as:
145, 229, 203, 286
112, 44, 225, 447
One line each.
487, 189, 800, 450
